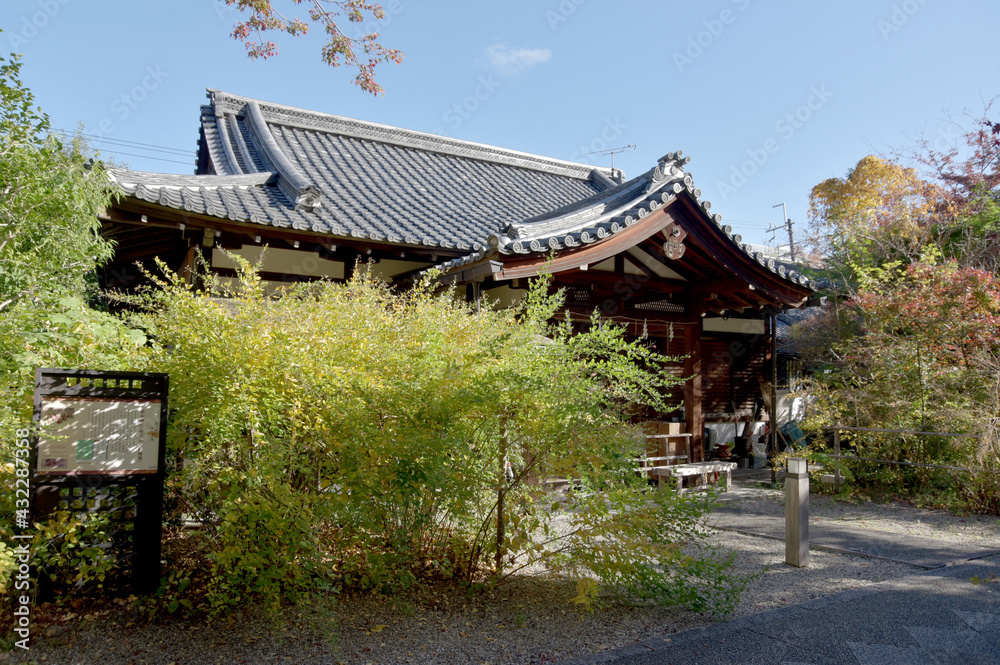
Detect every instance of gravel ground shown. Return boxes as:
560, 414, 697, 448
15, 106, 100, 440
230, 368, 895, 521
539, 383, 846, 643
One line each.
5, 473, 976, 665
720, 469, 1000, 547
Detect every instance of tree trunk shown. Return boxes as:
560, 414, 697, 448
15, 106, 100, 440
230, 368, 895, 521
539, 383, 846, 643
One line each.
495, 424, 508, 571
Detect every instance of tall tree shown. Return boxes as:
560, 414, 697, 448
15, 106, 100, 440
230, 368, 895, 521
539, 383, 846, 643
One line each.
0, 46, 148, 570
806, 155, 948, 285
903, 103, 1000, 271
807, 103, 1000, 282
225, 0, 404, 95
905, 100, 1000, 205
0, 51, 118, 312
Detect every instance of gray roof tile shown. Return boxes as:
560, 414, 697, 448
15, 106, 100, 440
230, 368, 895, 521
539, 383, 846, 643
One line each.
114, 89, 612, 251
110, 90, 815, 291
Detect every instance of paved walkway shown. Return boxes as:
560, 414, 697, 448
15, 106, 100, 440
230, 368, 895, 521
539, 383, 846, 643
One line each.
557, 490, 1000, 665
560, 556, 1000, 664
708, 507, 1000, 569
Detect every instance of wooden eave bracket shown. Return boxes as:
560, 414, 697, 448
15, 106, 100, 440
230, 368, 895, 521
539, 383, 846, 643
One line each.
437, 260, 503, 286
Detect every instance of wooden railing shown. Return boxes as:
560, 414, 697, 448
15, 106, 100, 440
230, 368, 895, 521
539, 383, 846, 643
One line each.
825, 426, 991, 493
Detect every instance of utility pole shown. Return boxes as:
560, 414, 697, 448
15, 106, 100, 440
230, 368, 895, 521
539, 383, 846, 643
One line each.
770, 203, 796, 262
787, 218, 797, 263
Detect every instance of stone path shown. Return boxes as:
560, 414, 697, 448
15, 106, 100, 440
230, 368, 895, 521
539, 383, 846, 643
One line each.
708, 506, 1000, 569
558, 555, 1000, 664
557, 479, 1000, 665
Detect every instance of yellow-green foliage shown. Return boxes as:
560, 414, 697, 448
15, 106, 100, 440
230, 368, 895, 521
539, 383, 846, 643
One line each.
121, 256, 741, 614
0, 50, 146, 595
30, 511, 119, 596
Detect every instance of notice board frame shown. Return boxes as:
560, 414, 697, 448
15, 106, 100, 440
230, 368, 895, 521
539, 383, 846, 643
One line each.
31, 368, 168, 593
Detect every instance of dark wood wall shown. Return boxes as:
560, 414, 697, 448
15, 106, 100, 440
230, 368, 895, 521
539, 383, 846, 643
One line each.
701, 335, 766, 416
654, 327, 766, 419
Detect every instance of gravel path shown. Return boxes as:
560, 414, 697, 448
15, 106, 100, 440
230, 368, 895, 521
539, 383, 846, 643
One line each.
7, 473, 990, 665
719, 470, 1000, 547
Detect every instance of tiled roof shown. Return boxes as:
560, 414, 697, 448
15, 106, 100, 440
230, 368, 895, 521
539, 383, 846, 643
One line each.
109, 89, 615, 251
432, 152, 817, 290
108, 89, 814, 291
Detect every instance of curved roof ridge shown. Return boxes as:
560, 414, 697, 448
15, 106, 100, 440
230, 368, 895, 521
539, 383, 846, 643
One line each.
455, 151, 818, 292
490, 153, 690, 245
206, 88, 618, 182
244, 101, 323, 212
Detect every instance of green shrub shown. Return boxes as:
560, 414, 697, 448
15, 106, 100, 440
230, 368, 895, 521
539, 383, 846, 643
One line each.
123, 256, 745, 614
31, 511, 122, 597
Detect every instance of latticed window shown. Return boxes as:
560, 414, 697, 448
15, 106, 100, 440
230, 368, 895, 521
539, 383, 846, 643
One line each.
777, 354, 804, 391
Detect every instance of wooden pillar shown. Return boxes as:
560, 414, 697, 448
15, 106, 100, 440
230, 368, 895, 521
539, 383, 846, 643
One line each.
769, 311, 778, 484
684, 314, 704, 461
179, 245, 198, 285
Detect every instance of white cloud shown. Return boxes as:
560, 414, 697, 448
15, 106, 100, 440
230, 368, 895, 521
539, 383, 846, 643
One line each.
484, 43, 552, 76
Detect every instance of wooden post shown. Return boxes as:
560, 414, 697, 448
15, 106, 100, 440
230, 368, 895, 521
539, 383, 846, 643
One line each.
785, 457, 810, 568
769, 311, 778, 485
179, 245, 198, 285
833, 426, 841, 493
684, 316, 704, 461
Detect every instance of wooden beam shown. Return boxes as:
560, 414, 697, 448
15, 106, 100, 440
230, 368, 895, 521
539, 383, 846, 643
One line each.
557, 303, 693, 325
102, 200, 466, 260
553, 270, 686, 297
684, 314, 704, 462
692, 277, 749, 300
497, 208, 678, 280
210, 267, 336, 284
636, 236, 700, 280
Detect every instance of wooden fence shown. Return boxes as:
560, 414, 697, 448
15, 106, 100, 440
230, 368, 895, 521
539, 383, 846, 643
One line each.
824, 426, 998, 493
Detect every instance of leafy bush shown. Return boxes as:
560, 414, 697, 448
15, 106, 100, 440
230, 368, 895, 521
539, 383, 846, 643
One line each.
30, 511, 121, 598
958, 419, 1000, 514
794, 253, 1000, 508
123, 256, 744, 615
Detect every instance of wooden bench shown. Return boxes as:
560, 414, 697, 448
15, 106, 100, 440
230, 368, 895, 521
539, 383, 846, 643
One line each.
649, 461, 737, 494
634, 456, 677, 481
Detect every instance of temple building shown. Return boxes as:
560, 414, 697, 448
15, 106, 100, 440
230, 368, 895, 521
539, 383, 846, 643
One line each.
99, 89, 816, 461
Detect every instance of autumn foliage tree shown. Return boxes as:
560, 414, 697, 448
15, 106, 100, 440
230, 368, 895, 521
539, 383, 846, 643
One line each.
797, 253, 1000, 506
225, 0, 404, 95
796, 104, 1000, 510
902, 102, 1000, 271
820, 254, 1000, 430
808, 103, 1000, 283
807, 155, 950, 282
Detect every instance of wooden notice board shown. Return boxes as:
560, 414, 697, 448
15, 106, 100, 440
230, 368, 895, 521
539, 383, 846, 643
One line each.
31, 368, 168, 594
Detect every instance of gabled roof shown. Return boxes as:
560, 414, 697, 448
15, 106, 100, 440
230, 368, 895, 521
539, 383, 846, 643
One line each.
432, 152, 817, 304
108, 89, 618, 252
105, 89, 814, 305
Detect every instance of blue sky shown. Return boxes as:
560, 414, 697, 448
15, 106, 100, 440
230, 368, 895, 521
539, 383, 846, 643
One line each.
2, 0, 998, 247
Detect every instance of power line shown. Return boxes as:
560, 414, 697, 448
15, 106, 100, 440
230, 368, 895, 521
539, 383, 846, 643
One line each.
51, 129, 193, 157
94, 149, 193, 167
725, 221, 774, 228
